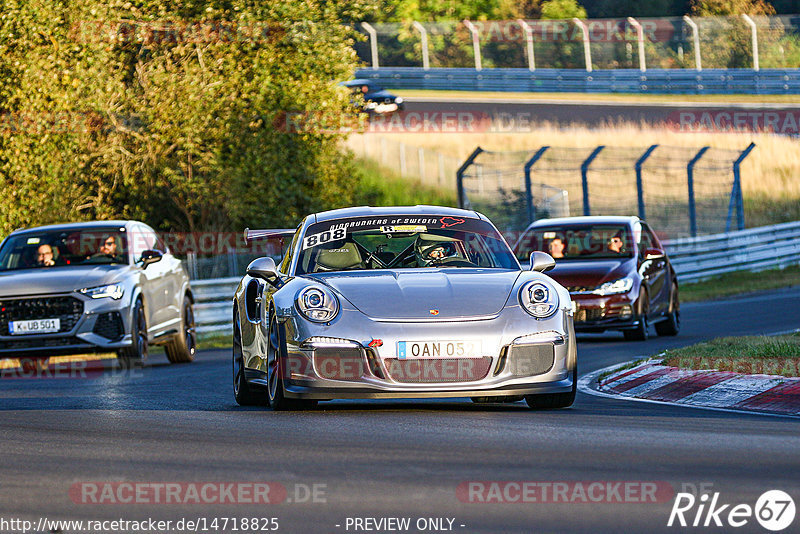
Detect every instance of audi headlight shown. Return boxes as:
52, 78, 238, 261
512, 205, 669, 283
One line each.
519, 281, 559, 319
296, 286, 339, 323
593, 277, 634, 296
79, 283, 124, 300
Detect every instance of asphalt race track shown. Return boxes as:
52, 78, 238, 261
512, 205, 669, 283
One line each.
1, 287, 799, 534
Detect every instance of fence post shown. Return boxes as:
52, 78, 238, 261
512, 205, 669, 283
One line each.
627, 17, 646, 72
399, 143, 407, 176
381, 137, 388, 165
573, 18, 592, 72
456, 147, 484, 209
727, 142, 756, 232
418, 147, 426, 181
412, 21, 430, 70
517, 19, 535, 71
581, 146, 604, 215
683, 16, 702, 71
361, 22, 379, 69
687, 146, 710, 237
523, 147, 550, 224
635, 145, 658, 220
463, 20, 482, 71
741, 15, 759, 71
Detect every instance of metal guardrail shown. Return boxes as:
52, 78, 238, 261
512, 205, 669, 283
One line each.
663, 221, 800, 282
192, 222, 800, 333
192, 277, 238, 334
355, 67, 800, 95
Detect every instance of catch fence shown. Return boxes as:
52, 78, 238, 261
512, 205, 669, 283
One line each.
457, 143, 755, 239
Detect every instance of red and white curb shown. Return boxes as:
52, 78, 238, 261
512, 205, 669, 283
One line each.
579, 360, 800, 418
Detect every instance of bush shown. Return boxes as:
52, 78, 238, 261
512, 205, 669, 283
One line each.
0, 0, 367, 235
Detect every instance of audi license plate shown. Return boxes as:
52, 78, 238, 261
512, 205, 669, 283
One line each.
397, 340, 480, 360
9, 318, 60, 335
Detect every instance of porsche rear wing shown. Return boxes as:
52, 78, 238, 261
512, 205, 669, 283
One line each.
243, 228, 296, 245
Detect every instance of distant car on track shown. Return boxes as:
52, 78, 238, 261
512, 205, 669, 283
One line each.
341, 79, 405, 115
513, 216, 679, 341
232, 206, 577, 410
0, 221, 196, 366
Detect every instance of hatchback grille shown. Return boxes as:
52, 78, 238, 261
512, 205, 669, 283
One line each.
0, 296, 84, 335
385, 357, 492, 384
574, 307, 605, 322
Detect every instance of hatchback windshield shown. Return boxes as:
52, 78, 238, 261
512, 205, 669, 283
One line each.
515, 225, 634, 261
0, 229, 129, 271
296, 215, 519, 274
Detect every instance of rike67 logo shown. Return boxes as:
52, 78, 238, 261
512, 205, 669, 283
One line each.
668, 489, 795, 531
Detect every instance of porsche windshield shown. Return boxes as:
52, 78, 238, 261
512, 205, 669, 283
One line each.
0, 229, 129, 271
295, 216, 519, 274
516, 225, 634, 261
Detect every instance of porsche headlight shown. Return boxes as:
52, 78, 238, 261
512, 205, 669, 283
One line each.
395, 96, 404, 104
519, 281, 559, 319
79, 283, 124, 300
296, 286, 339, 323
593, 277, 634, 296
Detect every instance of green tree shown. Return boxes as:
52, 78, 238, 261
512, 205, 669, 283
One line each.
0, 0, 367, 235
540, 0, 588, 19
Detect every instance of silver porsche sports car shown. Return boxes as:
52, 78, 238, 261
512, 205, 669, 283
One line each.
232, 206, 576, 410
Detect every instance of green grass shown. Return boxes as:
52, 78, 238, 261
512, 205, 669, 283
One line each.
680, 264, 800, 302
744, 195, 800, 228
352, 157, 457, 207
395, 89, 800, 104
197, 331, 232, 350
661, 334, 800, 377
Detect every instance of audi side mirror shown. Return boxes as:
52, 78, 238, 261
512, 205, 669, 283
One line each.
140, 249, 163, 269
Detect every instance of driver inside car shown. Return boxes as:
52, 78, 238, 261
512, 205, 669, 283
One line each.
415, 236, 459, 267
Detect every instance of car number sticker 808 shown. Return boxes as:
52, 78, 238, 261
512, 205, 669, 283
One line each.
397, 340, 481, 359
303, 228, 347, 250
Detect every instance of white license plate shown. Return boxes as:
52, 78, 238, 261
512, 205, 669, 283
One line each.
9, 318, 61, 335
397, 340, 481, 360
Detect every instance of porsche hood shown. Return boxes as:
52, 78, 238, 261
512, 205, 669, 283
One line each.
312, 269, 522, 320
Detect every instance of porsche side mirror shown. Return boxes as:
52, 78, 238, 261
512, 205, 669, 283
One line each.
247, 257, 281, 285
644, 248, 665, 261
140, 249, 163, 269
529, 251, 556, 272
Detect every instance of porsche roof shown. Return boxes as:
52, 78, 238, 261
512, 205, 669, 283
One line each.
312, 206, 484, 224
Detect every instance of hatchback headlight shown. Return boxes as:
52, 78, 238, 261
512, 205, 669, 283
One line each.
79, 283, 124, 300
593, 277, 634, 296
296, 286, 339, 323
519, 281, 559, 319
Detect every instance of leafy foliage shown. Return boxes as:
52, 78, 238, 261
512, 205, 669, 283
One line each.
0, 0, 367, 236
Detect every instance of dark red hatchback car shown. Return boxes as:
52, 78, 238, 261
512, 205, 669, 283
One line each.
513, 216, 679, 341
